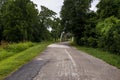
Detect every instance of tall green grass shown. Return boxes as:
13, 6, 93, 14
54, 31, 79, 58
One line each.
0, 41, 51, 80
4, 42, 35, 52
0, 42, 35, 61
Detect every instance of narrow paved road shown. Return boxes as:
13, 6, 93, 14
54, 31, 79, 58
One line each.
5, 42, 120, 80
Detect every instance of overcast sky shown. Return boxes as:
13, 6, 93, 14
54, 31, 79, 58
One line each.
31, 0, 99, 17
90, 0, 100, 11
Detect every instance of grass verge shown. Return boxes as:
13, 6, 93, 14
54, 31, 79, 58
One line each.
0, 42, 35, 61
0, 41, 51, 80
71, 43, 120, 69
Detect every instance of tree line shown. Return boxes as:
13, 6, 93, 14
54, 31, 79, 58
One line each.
0, 0, 62, 44
60, 0, 120, 54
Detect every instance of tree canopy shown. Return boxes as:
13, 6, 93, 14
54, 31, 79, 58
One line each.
61, 0, 92, 44
61, 0, 120, 54
0, 0, 62, 43
97, 0, 120, 19
1, 0, 120, 54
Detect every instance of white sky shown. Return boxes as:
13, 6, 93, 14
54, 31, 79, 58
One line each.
31, 0, 64, 17
90, 0, 100, 11
31, 0, 100, 17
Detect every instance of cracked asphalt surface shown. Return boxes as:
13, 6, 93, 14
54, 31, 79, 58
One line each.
5, 42, 120, 80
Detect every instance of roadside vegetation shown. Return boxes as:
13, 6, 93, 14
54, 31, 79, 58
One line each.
0, 0, 120, 79
61, 0, 120, 66
0, 0, 63, 43
71, 43, 120, 69
0, 0, 61, 79
0, 41, 51, 80
0, 42, 35, 61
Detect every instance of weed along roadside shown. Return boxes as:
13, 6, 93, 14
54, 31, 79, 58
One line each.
0, 42, 35, 62
0, 42, 52, 80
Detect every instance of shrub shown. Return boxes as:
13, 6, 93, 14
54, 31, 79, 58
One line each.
4, 42, 35, 52
96, 16, 120, 54
0, 42, 35, 61
87, 37, 97, 47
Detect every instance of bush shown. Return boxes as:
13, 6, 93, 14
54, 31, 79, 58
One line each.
87, 37, 97, 47
96, 16, 120, 54
78, 36, 97, 47
0, 42, 35, 61
4, 42, 35, 52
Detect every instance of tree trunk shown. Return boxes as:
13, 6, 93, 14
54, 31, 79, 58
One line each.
0, 40, 1, 45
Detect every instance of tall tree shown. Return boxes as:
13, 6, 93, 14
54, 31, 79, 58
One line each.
51, 18, 63, 41
0, 0, 7, 44
2, 0, 39, 42
61, 0, 92, 44
39, 6, 56, 41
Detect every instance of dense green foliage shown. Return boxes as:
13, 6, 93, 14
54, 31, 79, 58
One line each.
97, 0, 120, 19
0, 42, 51, 80
51, 18, 63, 41
96, 16, 120, 54
2, 0, 39, 42
39, 6, 57, 41
61, 0, 120, 54
80, 11, 98, 47
61, 0, 92, 44
96, 0, 120, 54
0, 0, 62, 43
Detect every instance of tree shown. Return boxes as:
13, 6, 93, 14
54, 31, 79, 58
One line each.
39, 6, 56, 28
97, 0, 120, 19
81, 11, 98, 47
0, 12, 2, 44
60, 0, 75, 33
0, 0, 58, 42
0, 0, 7, 44
61, 0, 92, 44
51, 18, 63, 41
2, 0, 39, 42
39, 6, 57, 41
96, 16, 120, 54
